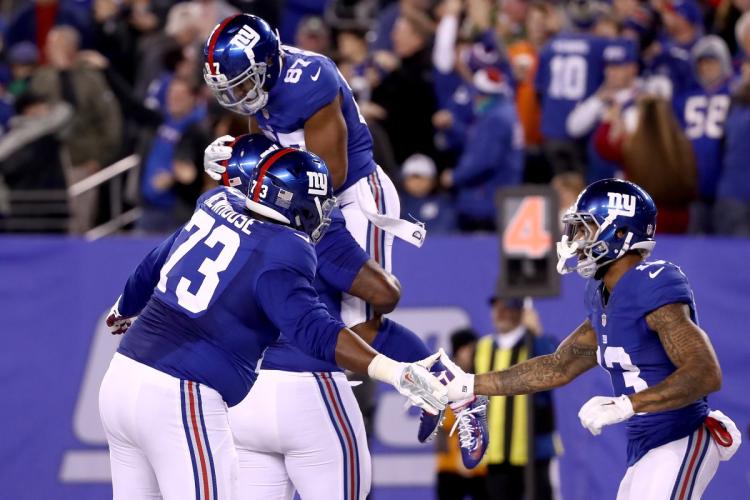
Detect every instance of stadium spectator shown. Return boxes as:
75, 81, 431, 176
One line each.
5, 0, 92, 56
648, 0, 703, 94
714, 46, 750, 236
6, 42, 39, 97
567, 38, 640, 182
441, 68, 523, 232
371, 0, 431, 51
371, 11, 437, 164
551, 171, 586, 223
400, 154, 457, 234
0, 92, 72, 232
673, 35, 733, 233
30, 25, 122, 233
475, 297, 558, 500
508, 2, 555, 182
295, 16, 331, 56
435, 328, 488, 500
136, 77, 207, 233
192, 0, 240, 41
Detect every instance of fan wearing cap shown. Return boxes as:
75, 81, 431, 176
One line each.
566, 38, 642, 181
440, 67, 523, 232
672, 35, 733, 233
400, 154, 457, 234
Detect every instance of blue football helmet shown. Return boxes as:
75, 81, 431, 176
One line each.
557, 179, 657, 279
203, 14, 282, 115
240, 145, 336, 244
220, 133, 277, 190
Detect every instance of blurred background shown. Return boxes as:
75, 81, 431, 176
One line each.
0, 0, 749, 499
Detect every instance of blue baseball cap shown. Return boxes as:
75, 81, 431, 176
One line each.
603, 39, 639, 65
666, 0, 702, 26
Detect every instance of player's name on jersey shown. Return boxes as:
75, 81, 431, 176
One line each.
204, 191, 255, 235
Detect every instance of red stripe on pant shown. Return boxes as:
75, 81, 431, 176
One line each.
188, 381, 211, 500
678, 426, 704, 500
320, 374, 357, 500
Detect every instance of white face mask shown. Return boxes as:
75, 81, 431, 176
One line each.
556, 211, 612, 279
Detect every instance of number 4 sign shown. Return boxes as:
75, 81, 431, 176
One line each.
503, 196, 552, 258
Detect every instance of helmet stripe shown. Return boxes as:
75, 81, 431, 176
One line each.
207, 15, 240, 73
252, 148, 296, 202
221, 137, 240, 187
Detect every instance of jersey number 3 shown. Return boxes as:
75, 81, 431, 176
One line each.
156, 210, 240, 313
601, 346, 649, 393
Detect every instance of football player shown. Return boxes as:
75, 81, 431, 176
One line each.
206, 134, 488, 499
99, 149, 448, 499
431, 179, 741, 499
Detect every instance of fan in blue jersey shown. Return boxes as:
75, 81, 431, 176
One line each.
99, 148, 448, 500
672, 35, 733, 233
427, 179, 741, 499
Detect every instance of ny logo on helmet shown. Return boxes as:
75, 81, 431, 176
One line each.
231, 25, 261, 63
606, 192, 636, 217
306, 172, 328, 196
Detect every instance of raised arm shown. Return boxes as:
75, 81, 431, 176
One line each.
304, 96, 348, 189
630, 303, 722, 413
474, 319, 599, 396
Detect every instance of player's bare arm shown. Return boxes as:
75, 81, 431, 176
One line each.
304, 95, 348, 189
629, 303, 722, 413
474, 319, 599, 396
349, 260, 401, 315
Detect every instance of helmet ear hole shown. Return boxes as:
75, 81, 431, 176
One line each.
616, 228, 628, 239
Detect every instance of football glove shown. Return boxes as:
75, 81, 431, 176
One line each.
368, 353, 448, 415
105, 298, 135, 335
435, 348, 475, 402
203, 135, 235, 181
578, 395, 634, 436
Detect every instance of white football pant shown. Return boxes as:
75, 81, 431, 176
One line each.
617, 423, 720, 500
99, 353, 239, 500
337, 165, 400, 326
229, 370, 371, 500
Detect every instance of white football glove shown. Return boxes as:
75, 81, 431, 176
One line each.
203, 135, 235, 181
578, 395, 634, 436
368, 354, 448, 415
436, 348, 476, 402
105, 298, 135, 335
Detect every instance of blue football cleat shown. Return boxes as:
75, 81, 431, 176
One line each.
417, 408, 444, 443
449, 396, 489, 469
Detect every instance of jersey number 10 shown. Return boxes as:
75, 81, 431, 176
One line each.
157, 210, 241, 313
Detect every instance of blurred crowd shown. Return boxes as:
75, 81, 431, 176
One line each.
0, 0, 749, 236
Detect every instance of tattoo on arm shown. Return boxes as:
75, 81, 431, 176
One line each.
474, 320, 599, 396
629, 303, 722, 413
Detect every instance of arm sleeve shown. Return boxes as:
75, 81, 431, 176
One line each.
118, 228, 182, 317
371, 318, 431, 362
314, 211, 370, 292
433, 14, 459, 74
566, 95, 605, 138
256, 268, 344, 363
452, 116, 508, 187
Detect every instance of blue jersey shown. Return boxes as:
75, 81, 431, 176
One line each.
256, 46, 377, 194
536, 34, 607, 139
584, 260, 709, 465
673, 82, 731, 198
260, 208, 369, 373
117, 187, 344, 406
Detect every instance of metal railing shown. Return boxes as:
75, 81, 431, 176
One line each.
67, 154, 141, 240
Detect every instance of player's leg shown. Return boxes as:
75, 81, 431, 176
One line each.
616, 424, 720, 500
229, 370, 294, 500
99, 354, 161, 500
338, 166, 401, 326
284, 372, 372, 500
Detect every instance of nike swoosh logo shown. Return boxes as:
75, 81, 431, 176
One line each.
310, 67, 322, 81
649, 267, 665, 279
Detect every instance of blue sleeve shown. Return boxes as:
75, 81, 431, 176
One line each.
315, 210, 369, 292
638, 265, 694, 316
256, 269, 344, 363
302, 59, 340, 118
452, 114, 509, 187
118, 228, 182, 317
371, 318, 431, 362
